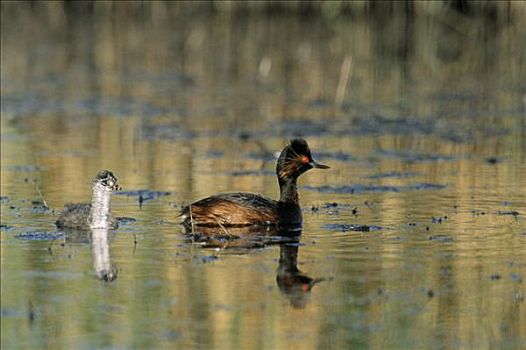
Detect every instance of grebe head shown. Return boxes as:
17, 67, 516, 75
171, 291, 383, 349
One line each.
277, 139, 329, 181
93, 170, 120, 192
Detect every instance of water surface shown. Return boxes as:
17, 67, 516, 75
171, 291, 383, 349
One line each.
1, 4, 525, 349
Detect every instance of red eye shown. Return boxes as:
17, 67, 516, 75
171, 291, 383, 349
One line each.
301, 156, 309, 164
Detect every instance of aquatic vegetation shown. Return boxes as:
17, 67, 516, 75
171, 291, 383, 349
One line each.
323, 223, 383, 232
115, 189, 172, 207
223, 169, 275, 177
16, 231, 64, 241
366, 172, 419, 179
375, 150, 455, 162
497, 210, 520, 217
428, 235, 454, 242
304, 183, 446, 194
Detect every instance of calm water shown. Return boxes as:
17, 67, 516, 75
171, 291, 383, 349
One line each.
1, 3, 526, 349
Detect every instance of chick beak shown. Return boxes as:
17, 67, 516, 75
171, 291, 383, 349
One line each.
110, 182, 121, 191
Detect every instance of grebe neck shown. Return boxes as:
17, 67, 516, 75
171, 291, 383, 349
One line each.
278, 178, 299, 204
90, 184, 112, 229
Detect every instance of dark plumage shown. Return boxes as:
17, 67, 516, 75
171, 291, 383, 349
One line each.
55, 170, 119, 230
180, 139, 329, 229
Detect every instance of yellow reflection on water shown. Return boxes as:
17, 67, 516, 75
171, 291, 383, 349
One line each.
1, 2, 525, 349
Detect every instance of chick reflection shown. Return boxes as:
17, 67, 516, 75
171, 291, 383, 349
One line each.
90, 228, 117, 281
277, 243, 324, 309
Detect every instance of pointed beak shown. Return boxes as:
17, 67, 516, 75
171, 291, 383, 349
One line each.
110, 182, 121, 191
310, 160, 330, 169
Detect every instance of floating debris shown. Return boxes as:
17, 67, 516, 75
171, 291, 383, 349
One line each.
116, 217, 137, 225
205, 150, 224, 158
497, 210, 520, 217
224, 169, 274, 177
366, 172, 418, 179
116, 189, 172, 198
323, 223, 383, 232
510, 272, 523, 283
432, 217, 443, 224
485, 157, 502, 164
9, 165, 41, 172
305, 185, 400, 194
305, 183, 446, 194
16, 231, 64, 241
376, 149, 454, 163
324, 202, 339, 208
31, 204, 53, 214
428, 235, 454, 242
490, 274, 501, 281
306, 202, 355, 215
198, 255, 219, 264
408, 183, 447, 190
116, 189, 171, 206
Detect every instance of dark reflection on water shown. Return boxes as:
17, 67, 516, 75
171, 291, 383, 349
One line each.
181, 223, 303, 250
277, 243, 326, 309
2, 2, 526, 349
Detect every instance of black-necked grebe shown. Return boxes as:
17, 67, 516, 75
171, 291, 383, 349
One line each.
180, 139, 329, 228
55, 170, 120, 230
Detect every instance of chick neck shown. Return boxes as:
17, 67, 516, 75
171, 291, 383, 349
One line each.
90, 182, 112, 229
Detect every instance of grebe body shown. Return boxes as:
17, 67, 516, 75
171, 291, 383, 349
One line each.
56, 170, 120, 230
181, 139, 329, 229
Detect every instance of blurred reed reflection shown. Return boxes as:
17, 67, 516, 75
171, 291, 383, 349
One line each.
1, 1, 525, 349
1, 0, 524, 207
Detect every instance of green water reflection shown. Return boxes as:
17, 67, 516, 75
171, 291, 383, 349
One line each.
1, 3, 525, 349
